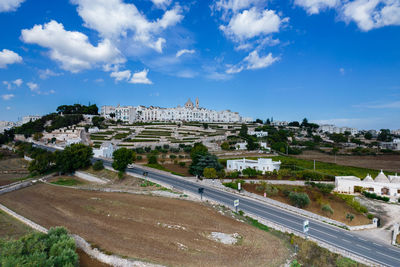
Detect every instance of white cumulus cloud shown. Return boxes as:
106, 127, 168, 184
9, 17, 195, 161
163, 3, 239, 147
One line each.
150, 0, 171, 8
71, 0, 183, 53
0, 49, 22, 68
294, 0, 340, 14
21, 20, 124, 73
226, 50, 279, 74
0, 0, 25, 12
220, 8, 288, 41
176, 49, 195, 57
110, 70, 131, 82
13, 78, 23, 87
129, 69, 152, 84
341, 0, 400, 31
27, 82, 39, 91
1, 94, 14, 100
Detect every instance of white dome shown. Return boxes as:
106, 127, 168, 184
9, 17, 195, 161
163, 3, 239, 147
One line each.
363, 174, 374, 182
374, 170, 390, 183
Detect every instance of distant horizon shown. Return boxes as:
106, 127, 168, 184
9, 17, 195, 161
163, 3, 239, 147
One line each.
1, 1, 399, 130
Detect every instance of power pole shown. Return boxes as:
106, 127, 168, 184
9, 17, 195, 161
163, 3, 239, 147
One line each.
313, 160, 315, 171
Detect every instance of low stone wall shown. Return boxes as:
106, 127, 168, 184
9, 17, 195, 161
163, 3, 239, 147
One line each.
0, 203, 47, 233
0, 180, 34, 195
75, 171, 109, 184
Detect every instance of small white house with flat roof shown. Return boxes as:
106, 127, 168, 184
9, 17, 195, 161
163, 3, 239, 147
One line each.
226, 158, 281, 174
93, 142, 115, 159
335, 171, 400, 199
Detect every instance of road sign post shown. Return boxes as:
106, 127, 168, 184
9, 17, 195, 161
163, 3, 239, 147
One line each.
303, 220, 309, 239
238, 182, 241, 192
198, 187, 204, 200
234, 199, 239, 213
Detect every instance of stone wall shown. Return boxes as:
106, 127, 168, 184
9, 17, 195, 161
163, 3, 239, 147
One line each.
75, 171, 109, 184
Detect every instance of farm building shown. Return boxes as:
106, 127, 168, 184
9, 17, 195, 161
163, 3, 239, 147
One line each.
226, 158, 281, 174
335, 171, 400, 199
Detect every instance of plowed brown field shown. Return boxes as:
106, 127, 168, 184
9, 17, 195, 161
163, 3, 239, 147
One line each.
0, 184, 289, 267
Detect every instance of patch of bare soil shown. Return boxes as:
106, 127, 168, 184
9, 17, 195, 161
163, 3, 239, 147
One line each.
77, 248, 111, 267
162, 163, 191, 176
294, 150, 400, 172
244, 184, 371, 226
0, 157, 29, 186
0, 184, 289, 267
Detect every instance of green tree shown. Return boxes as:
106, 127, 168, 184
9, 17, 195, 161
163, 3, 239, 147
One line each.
112, 148, 136, 174
330, 133, 348, 143
203, 123, 208, 129
346, 213, 355, 222
28, 152, 55, 175
189, 154, 222, 177
221, 142, 230, 150
239, 124, 248, 138
92, 160, 104, 171
289, 192, 310, 208
0, 227, 78, 266
203, 167, 217, 179
147, 154, 158, 164
56, 144, 93, 174
92, 116, 105, 128
364, 132, 372, 140
377, 129, 392, 142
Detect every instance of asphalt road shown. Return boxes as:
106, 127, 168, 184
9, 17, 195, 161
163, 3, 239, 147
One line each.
33, 144, 400, 266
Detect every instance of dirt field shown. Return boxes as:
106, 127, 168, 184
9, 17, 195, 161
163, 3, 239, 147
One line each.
0, 210, 33, 240
0, 184, 290, 267
162, 163, 191, 176
244, 184, 371, 226
294, 150, 400, 173
0, 157, 29, 186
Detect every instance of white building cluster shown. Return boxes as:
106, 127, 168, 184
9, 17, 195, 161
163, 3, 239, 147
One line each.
101, 98, 252, 123
318, 124, 358, 135
227, 158, 281, 174
335, 171, 400, 199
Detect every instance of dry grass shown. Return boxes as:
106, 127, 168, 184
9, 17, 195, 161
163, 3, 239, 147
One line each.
294, 150, 400, 173
0, 210, 33, 240
0, 184, 290, 267
244, 184, 371, 226
0, 157, 29, 186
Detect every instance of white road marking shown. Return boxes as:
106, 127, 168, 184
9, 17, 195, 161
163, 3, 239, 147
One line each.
356, 244, 371, 251
342, 239, 352, 243
376, 251, 400, 262
373, 242, 383, 247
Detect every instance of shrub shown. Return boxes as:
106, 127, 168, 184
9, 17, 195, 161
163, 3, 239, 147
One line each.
92, 160, 104, 171
179, 161, 186, 167
223, 179, 245, 190
288, 192, 310, 208
346, 213, 355, 222
354, 186, 363, 193
147, 155, 158, 164
0, 227, 78, 266
367, 213, 374, 220
336, 194, 368, 214
137, 155, 142, 160
242, 167, 261, 177
300, 170, 323, 181
306, 182, 335, 195
321, 204, 334, 216
226, 171, 240, 178
362, 191, 390, 202
169, 154, 177, 159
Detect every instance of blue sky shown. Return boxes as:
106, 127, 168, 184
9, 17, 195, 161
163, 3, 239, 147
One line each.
0, 0, 399, 130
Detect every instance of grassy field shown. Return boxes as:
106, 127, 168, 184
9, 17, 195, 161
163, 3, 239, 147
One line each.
0, 184, 291, 267
0, 210, 33, 240
50, 177, 85, 186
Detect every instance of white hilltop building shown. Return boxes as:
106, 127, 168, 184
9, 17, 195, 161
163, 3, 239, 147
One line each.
335, 171, 400, 199
227, 158, 281, 174
318, 124, 358, 136
93, 142, 115, 159
101, 98, 252, 123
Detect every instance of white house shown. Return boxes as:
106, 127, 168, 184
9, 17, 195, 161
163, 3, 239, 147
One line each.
248, 130, 268, 138
226, 158, 281, 174
88, 127, 100, 134
235, 142, 247, 150
93, 142, 115, 159
335, 171, 400, 198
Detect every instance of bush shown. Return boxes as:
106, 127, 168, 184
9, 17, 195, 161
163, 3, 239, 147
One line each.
147, 155, 158, 164
306, 182, 335, 195
179, 161, 186, 167
242, 167, 261, 177
362, 191, 390, 202
169, 154, 177, 159
346, 213, 355, 222
321, 204, 334, 216
288, 192, 310, 208
92, 160, 104, 171
223, 179, 245, 190
226, 171, 240, 178
367, 213, 374, 220
0, 227, 78, 266
300, 170, 323, 181
137, 155, 142, 160
336, 194, 368, 213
